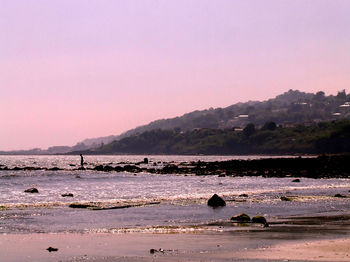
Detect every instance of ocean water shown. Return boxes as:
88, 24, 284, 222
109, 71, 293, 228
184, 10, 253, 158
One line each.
0, 155, 349, 234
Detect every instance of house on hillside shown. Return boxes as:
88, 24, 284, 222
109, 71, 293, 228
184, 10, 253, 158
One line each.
284, 122, 294, 128
339, 102, 350, 108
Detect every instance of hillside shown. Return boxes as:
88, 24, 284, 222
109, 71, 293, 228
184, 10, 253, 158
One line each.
72, 89, 349, 149
72, 89, 350, 155
2, 89, 349, 155
76, 119, 350, 155
116, 89, 350, 140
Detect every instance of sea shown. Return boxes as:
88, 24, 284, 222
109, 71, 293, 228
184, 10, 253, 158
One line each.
0, 155, 349, 234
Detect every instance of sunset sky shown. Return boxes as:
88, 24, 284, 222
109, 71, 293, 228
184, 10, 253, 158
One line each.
1, 0, 349, 150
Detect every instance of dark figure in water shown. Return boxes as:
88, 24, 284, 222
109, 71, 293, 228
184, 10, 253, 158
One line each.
80, 154, 84, 169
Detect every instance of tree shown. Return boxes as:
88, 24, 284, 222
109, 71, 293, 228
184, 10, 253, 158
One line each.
262, 121, 277, 131
243, 123, 256, 137
315, 91, 325, 101
337, 90, 346, 99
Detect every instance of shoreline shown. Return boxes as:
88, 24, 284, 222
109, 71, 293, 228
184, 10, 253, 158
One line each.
1, 154, 350, 178
1, 231, 350, 262
1, 154, 350, 261
1, 213, 350, 262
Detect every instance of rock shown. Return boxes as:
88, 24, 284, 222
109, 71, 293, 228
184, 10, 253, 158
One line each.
24, 188, 39, 193
252, 215, 268, 226
69, 203, 95, 208
231, 213, 250, 222
24, 167, 39, 171
207, 194, 226, 207
94, 165, 104, 171
239, 194, 249, 197
334, 194, 347, 198
49, 167, 60, 171
114, 166, 124, 172
218, 174, 226, 177
149, 248, 164, 254
280, 196, 292, 201
91, 201, 160, 211
103, 165, 114, 172
124, 165, 141, 172
162, 164, 179, 173
46, 247, 58, 252
94, 165, 115, 172
292, 179, 301, 182
61, 193, 74, 197
144, 158, 149, 164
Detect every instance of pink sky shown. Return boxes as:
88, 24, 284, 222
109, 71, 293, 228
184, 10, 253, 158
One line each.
1, 0, 350, 150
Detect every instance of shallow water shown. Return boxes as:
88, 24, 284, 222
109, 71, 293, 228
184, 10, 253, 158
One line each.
0, 155, 349, 234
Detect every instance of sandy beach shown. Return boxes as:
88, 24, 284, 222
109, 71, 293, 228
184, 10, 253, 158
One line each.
1, 230, 350, 262
234, 238, 350, 261
2, 211, 350, 262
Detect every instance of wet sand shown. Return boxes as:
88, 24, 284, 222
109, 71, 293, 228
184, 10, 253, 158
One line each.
1, 214, 350, 262
1, 233, 350, 262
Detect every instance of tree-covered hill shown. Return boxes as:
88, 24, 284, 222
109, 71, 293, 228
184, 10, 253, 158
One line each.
3, 89, 349, 155
117, 89, 350, 140
76, 119, 350, 155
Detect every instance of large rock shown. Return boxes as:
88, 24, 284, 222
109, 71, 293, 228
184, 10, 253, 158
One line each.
114, 166, 124, 172
231, 213, 250, 222
334, 194, 347, 198
252, 215, 268, 226
207, 194, 226, 207
24, 188, 39, 193
94, 165, 104, 171
162, 164, 179, 173
123, 165, 141, 172
103, 165, 114, 172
